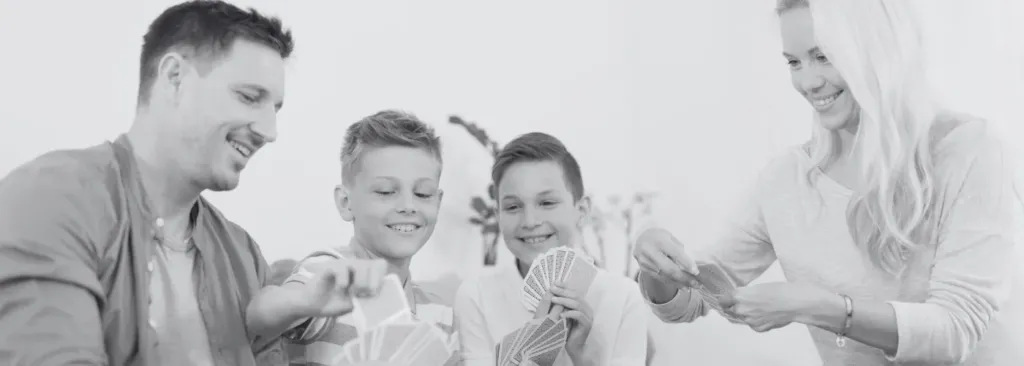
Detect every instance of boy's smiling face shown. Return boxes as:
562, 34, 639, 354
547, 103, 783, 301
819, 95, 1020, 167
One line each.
336, 146, 443, 260
497, 160, 589, 265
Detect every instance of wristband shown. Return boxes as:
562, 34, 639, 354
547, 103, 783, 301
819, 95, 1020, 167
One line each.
836, 293, 853, 347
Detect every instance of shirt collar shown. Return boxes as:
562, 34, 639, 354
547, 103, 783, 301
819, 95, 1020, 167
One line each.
111, 135, 206, 253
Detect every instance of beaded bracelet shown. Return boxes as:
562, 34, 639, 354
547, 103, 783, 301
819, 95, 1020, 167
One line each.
836, 294, 854, 347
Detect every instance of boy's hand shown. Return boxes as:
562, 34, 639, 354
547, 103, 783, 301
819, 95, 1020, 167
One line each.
301, 258, 389, 317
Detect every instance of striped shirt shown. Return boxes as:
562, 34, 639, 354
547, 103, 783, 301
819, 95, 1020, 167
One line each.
282, 241, 459, 366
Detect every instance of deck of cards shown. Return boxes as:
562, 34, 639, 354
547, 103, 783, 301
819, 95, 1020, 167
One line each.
330, 274, 458, 366
521, 247, 599, 314
693, 263, 741, 323
495, 315, 570, 366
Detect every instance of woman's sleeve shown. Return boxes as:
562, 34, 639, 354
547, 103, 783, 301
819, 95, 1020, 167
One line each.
886, 133, 1017, 364
639, 175, 778, 323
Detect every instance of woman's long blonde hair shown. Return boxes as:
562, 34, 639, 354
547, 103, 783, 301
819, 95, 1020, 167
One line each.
778, 0, 941, 275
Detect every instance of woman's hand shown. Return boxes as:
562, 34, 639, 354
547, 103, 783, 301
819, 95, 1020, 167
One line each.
633, 228, 701, 288
718, 282, 834, 333
547, 282, 594, 365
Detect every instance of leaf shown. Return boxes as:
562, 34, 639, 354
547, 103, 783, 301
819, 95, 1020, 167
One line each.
471, 197, 489, 213
483, 224, 500, 235
469, 217, 484, 225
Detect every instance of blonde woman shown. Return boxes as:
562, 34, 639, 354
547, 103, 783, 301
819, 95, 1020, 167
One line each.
633, 0, 1022, 364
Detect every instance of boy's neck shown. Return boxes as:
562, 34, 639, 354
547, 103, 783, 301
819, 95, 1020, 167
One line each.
349, 237, 413, 286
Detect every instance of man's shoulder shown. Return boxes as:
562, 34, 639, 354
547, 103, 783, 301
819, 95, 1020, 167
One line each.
2, 142, 117, 192
0, 142, 120, 221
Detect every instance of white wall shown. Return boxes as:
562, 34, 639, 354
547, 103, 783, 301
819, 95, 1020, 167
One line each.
0, 1, 1020, 365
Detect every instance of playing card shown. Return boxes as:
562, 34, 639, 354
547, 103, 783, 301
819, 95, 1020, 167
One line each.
343, 337, 363, 363
539, 256, 554, 289
543, 255, 556, 285
512, 318, 558, 364
375, 323, 417, 361
532, 317, 568, 348
563, 255, 598, 298
526, 341, 563, 366
355, 274, 412, 331
524, 323, 567, 362
692, 263, 742, 322
498, 328, 520, 365
695, 263, 734, 295
552, 249, 569, 284
510, 323, 537, 361
405, 334, 450, 365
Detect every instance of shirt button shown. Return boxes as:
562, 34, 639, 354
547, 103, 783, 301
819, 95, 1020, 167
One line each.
147, 260, 155, 272
149, 319, 157, 328
155, 218, 164, 228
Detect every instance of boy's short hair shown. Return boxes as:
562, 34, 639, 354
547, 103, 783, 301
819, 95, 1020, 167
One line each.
491, 132, 585, 201
340, 110, 443, 185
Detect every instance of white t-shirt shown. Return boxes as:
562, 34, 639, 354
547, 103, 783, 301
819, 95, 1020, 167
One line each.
148, 242, 216, 366
455, 261, 649, 366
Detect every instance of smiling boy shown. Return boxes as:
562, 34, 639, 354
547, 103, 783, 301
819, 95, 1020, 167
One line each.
244, 110, 458, 365
454, 132, 649, 366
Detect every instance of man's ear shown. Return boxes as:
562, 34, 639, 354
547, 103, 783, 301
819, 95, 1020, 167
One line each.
575, 195, 592, 229
334, 184, 354, 222
155, 52, 187, 102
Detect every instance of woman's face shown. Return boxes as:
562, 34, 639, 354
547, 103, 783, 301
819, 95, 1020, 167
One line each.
779, 7, 859, 131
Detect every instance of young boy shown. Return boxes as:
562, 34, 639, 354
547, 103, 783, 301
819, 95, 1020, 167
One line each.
453, 132, 650, 366
245, 110, 458, 365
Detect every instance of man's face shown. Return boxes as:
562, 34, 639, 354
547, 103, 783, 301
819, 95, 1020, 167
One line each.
164, 39, 286, 191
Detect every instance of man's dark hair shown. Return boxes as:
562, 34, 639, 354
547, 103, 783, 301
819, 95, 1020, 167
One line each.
491, 132, 585, 202
137, 0, 294, 103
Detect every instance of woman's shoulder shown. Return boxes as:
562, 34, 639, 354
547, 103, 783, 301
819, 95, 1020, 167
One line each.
930, 115, 1010, 176
931, 115, 1003, 155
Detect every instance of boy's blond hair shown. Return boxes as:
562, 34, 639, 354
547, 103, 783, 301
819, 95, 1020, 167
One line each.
340, 110, 443, 186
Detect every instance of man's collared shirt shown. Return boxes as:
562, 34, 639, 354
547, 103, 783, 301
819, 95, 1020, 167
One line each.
0, 135, 284, 365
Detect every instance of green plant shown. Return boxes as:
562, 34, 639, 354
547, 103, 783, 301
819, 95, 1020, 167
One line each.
449, 115, 503, 266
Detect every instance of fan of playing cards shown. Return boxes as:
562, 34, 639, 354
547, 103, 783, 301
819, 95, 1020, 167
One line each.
495, 315, 569, 366
692, 263, 742, 323
521, 246, 599, 313
330, 274, 458, 366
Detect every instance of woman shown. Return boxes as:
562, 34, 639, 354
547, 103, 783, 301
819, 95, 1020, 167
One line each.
633, 0, 1022, 364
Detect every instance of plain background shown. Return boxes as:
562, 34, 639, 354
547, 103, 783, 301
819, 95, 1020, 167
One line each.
1, 1, 1021, 364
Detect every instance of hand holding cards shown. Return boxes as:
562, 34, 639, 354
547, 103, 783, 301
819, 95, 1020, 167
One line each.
495, 315, 570, 366
693, 263, 742, 323
521, 247, 598, 314
332, 274, 457, 366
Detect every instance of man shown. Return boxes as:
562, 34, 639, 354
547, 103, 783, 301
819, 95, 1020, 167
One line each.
0, 1, 294, 365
